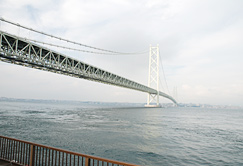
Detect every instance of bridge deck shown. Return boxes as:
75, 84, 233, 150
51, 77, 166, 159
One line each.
0, 30, 177, 104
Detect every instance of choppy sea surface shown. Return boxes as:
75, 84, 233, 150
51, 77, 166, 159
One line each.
0, 99, 243, 166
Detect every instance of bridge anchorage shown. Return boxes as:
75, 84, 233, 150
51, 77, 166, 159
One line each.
0, 18, 177, 106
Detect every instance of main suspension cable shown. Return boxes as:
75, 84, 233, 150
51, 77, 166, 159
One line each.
26, 38, 148, 55
0, 17, 148, 55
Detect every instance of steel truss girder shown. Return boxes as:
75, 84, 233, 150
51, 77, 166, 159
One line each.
0, 30, 177, 104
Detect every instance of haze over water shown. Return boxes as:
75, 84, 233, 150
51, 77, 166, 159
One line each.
1, 99, 243, 166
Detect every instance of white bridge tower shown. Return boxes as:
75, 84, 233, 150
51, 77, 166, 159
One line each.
145, 45, 160, 107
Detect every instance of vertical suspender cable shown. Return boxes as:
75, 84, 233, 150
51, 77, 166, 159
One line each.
159, 51, 171, 95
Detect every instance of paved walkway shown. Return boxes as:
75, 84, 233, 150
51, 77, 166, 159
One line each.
0, 160, 19, 166
0, 160, 10, 166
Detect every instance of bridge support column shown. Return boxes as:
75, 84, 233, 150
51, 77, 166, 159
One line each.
145, 45, 160, 107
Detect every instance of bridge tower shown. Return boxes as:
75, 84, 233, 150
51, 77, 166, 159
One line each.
145, 45, 160, 107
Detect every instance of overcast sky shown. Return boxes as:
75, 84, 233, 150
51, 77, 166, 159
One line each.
0, 0, 242, 106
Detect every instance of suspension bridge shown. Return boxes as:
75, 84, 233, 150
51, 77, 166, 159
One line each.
0, 18, 177, 106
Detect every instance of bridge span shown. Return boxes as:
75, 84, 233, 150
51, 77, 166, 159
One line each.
0, 30, 177, 104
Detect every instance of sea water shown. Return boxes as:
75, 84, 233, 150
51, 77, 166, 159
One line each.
0, 99, 243, 166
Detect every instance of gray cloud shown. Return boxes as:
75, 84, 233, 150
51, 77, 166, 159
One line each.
0, 0, 243, 106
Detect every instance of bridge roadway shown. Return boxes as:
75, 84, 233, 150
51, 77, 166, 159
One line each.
0, 30, 177, 104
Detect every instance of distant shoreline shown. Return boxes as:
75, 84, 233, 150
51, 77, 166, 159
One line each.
0, 96, 241, 109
